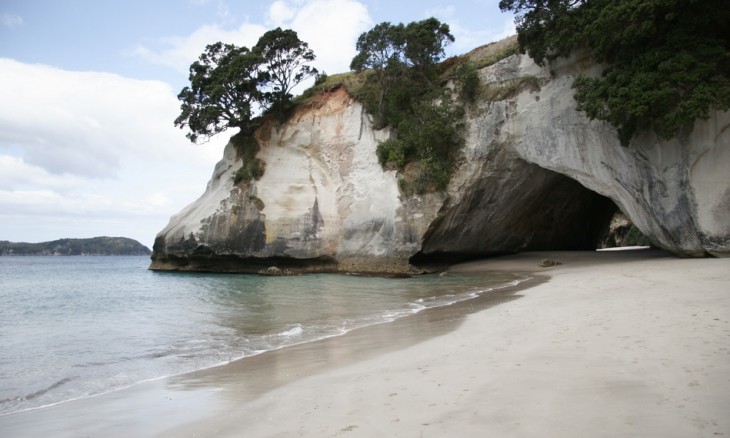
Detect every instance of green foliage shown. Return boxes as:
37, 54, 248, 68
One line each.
350, 18, 455, 123
474, 44, 519, 70
350, 21, 407, 119
376, 139, 405, 167
314, 71, 328, 86
403, 17, 455, 79
254, 27, 318, 114
454, 61, 480, 104
232, 133, 266, 185
248, 195, 265, 211
499, 0, 730, 145
349, 18, 472, 193
233, 158, 266, 185
624, 224, 651, 247
175, 28, 318, 144
372, 86, 465, 192
175, 42, 264, 144
350, 22, 406, 73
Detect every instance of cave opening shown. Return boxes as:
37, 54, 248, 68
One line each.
410, 164, 624, 268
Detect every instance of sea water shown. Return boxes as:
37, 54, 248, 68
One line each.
0, 256, 523, 416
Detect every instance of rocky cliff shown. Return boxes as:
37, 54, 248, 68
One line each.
151, 39, 729, 273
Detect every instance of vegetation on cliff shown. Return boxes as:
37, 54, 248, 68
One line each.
348, 18, 476, 193
500, 0, 730, 145
0, 237, 151, 256
174, 28, 318, 145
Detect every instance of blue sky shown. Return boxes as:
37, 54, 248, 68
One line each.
0, 0, 514, 249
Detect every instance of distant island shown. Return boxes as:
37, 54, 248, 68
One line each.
0, 237, 152, 256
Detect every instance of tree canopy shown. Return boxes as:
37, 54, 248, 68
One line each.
350, 22, 406, 115
500, 0, 730, 145
254, 27, 318, 111
402, 17, 455, 77
175, 28, 317, 144
350, 18, 455, 123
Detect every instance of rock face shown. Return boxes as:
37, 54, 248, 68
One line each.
504, 53, 730, 257
151, 88, 444, 273
151, 41, 730, 273
417, 49, 730, 260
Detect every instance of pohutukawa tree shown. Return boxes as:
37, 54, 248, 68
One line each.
254, 27, 318, 111
175, 42, 264, 144
175, 28, 318, 144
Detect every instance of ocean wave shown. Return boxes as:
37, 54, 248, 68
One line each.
0, 377, 75, 415
278, 324, 304, 338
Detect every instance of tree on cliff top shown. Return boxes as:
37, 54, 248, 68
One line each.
175, 42, 264, 144
350, 18, 454, 121
175, 29, 317, 144
349, 22, 406, 116
499, 0, 730, 145
254, 27, 318, 113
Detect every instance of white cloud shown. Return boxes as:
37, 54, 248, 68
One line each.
133, 0, 371, 79
267, 0, 297, 26
0, 58, 222, 178
1, 13, 23, 29
0, 155, 87, 192
268, 0, 372, 76
0, 58, 229, 247
0, 187, 174, 218
131, 22, 267, 74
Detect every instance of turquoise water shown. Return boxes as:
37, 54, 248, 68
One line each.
0, 256, 522, 415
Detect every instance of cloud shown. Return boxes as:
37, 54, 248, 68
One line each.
132, 0, 371, 80
0, 155, 87, 192
267, 0, 372, 76
131, 22, 267, 74
1, 13, 23, 29
0, 187, 172, 218
0, 58, 229, 247
268, 0, 297, 26
0, 58, 222, 178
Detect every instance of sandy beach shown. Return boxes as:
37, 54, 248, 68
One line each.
1, 249, 728, 437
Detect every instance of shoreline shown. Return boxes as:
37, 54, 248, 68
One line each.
2, 249, 728, 437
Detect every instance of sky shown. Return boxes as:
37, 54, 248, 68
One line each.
0, 0, 515, 249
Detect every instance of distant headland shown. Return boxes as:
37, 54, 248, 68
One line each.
0, 237, 151, 256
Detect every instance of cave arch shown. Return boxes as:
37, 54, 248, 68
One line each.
411, 161, 618, 267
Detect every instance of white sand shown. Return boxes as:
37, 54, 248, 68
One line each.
173, 249, 730, 437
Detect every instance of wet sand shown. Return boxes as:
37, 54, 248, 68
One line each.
2, 249, 729, 437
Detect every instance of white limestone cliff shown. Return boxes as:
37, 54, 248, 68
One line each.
151, 88, 445, 272
151, 40, 729, 272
